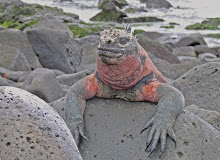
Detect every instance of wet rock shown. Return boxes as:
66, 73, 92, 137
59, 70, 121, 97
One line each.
123, 16, 164, 23
141, 0, 172, 9
173, 46, 196, 57
26, 21, 81, 73
175, 33, 207, 47
0, 30, 42, 70
173, 62, 220, 113
137, 33, 180, 63
51, 97, 220, 160
98, 0, 128, 9
0, 45, 31, 71
90, 2, 127, 22
21, 68, 65, 103
185, 104, 220, 131
0, 86, 82, 160
57, 69, 94, 87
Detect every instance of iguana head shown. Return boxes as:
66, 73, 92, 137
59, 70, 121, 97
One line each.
97, 26, 139, 64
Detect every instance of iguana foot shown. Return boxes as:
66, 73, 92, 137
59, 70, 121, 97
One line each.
140, 114, 177, 158
67, 120, 88, 146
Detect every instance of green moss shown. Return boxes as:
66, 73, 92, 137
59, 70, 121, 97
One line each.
69, 24, 103, 38
186, 18, 220, 30
0, 19, 39, 30
134, 29, 145, 35
79, 21, 93, 26
203, 33, 220, 39
169, 22, 179, 25
185, 23, 219, 30
160, 25, 174, 29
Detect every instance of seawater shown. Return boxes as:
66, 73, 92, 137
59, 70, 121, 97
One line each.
21, 0, 220, 46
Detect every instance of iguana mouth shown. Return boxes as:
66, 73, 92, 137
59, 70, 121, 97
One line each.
97, 47, 123, 58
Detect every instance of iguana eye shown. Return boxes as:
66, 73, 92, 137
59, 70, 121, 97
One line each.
118, 37, 129, 45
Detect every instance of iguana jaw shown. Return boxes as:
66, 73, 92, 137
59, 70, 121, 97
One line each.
97, 46, 123, 58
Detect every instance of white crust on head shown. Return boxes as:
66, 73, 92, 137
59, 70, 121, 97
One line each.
100, 28, 133, 44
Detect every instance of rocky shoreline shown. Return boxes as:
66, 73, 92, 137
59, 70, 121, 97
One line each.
0, 0, 220, 159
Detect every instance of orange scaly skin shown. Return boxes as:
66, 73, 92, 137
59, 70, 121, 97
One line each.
65, 28, 184, 157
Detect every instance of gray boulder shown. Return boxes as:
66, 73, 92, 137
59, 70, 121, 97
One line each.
90, 2, 127, 22
194, 45, 217, 55
75, 35, 99, 72
185, 105, 220, 131
98, 0, 128, 9
141, 0, 172, 9
172, 46, 196, 57
0, 76, 11, 86
57, 69, 94, 87
21, 68, 65, 103
175, 33, 207, 47
137, 33, 180, 63
26, 21, 81, 73
198, 53, 217, 59
0, 45, 31, 71
0, 30, 42, 70
0, 86, 82, 160
173, 58, 205, 78
51, 98, 220, 160
123, 16, 164, 23
173, 62, 220, 113
148, 52, 178, 79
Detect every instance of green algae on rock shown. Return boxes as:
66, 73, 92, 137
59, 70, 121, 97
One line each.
185, 18, 220, 30
90, 2, 127, 22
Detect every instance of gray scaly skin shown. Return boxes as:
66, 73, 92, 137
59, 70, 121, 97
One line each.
65, 26, 185, 157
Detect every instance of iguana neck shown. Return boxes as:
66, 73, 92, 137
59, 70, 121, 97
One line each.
97, 55, 144, 90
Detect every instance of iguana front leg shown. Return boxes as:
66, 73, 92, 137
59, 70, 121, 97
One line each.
140, 82, 185, 157
65, 74, 98, 146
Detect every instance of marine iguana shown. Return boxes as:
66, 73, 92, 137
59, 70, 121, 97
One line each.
65, 26, 185, 157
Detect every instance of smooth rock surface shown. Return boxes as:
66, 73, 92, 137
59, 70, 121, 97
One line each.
148, 52, 178, 79
175, 33, 207, 47
173, 62, 220, 113
57, 69, 94, 87
21, 68, 65, 103
185, 104, 220, 131
0, 86, 82, 160
51, 98, 220, 160
172, 46, 196, 57
0, 45, 31, 71
26, 21, 81, 73
0, 30, 42, 69
137, 33, 180, 63
142, 0, 172, 9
